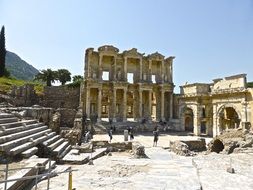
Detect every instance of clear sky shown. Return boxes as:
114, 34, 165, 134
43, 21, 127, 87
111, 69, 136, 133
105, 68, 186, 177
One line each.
1, 0, 253, 92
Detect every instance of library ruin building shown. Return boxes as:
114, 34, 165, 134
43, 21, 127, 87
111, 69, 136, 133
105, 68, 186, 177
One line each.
80, 45, 175, 123
80, 45, 253, 137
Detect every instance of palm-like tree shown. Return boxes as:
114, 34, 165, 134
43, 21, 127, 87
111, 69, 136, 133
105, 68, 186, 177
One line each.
72, 75, 83, 83
35, 69, 57, 86
57, 69, 71, 85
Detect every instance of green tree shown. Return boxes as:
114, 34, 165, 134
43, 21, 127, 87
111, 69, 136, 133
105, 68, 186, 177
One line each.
72, 75, 83, 83
35, 69, 57, 86
0, 26, 6, 77
57, 69, 71, 85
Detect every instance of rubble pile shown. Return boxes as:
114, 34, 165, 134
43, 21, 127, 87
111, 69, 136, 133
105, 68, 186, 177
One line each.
208, 128, 253, 154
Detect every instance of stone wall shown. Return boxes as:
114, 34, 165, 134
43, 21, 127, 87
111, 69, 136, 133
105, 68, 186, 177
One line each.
9, 84, 39, 106
57, 108, 77, 128
42, 86, 80, 109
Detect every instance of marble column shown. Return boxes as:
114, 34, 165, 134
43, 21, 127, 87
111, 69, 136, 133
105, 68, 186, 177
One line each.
97, 88, 102, 122
193, 106, 201, 136
170, 62, 173, 83
139, 90, 143, 121
170, 93, 173, 119
161, 90, 164, 121
139, 58, 142, 82
123, 88, 127, 122
124, 57, 127, 81
161, 60, 164, 83
112, 88, 116, 122
148, 59, 152, 82
212, 104, 218, 137
98, 54, 103, 81
86, 87, 90, 118
87, 54, 91, 78
149, 90, 152, 120
114, 56, 117, 80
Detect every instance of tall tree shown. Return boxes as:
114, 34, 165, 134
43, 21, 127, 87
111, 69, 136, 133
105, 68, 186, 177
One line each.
72, 75, 83, 83
0, 26, 6, 77
57, 69, 71, 85
34, 69, 57, 86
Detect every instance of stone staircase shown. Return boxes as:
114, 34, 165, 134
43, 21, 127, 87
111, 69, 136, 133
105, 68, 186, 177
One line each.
0, 113, 71, 162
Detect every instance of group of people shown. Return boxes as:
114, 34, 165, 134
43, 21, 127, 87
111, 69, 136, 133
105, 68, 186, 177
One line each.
107, 123, 160, 146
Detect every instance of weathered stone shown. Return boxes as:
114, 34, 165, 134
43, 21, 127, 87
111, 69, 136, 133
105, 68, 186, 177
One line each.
49, 111, 61, 133
132, 142, 147, 158
208, 128, 253, 154
170, 140, 195, 156
226, 167, 235, 174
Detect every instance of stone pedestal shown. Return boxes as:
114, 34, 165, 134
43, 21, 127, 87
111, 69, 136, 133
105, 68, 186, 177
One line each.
124, 130, 128, 141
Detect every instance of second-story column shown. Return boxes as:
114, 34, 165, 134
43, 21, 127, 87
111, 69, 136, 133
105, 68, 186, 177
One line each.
139, 58, 142, 82
161, 60, 164, 83
98, 54, 103, 81
124, 57, 127, 82
114, 56, 117, 81
149, 59, 152, 82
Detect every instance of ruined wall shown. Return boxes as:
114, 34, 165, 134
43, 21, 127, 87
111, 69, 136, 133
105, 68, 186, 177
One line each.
212, 74, 246, 91
9, 84, 39, 106
57, 108, 77, 128
42, 86, 80, 109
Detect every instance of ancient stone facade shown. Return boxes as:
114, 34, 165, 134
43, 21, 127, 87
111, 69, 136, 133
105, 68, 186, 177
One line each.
80, 45, 175, 122
178, 74, 252, 137
42, 86, 80, 109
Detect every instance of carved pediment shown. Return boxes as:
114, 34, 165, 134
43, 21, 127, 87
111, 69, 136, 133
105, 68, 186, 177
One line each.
149, 52, 165, 60
98, 45, 119, 54
123, 48, 143, 58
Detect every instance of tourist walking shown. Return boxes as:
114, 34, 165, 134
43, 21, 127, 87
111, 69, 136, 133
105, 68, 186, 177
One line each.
129, 126, 134, 140
153, 126, 159, 147
108, 126, 113, 142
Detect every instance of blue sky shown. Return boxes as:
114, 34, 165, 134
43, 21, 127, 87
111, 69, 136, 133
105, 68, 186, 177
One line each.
1, 0, 253, 92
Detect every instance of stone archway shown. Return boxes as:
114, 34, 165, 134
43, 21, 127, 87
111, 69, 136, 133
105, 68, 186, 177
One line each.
184, 108, 194, 132
218, 106, 241, 131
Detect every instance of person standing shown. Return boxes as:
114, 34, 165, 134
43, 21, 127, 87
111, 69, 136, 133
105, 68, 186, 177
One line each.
153, 126, 159, 147
108, 126, 113, 142
129, 126, 134, 140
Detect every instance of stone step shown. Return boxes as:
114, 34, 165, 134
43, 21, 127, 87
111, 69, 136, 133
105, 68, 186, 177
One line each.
8, 132, 52, 155
42, 135, 60, 146
0, 125, 49, 144
0, 123, 44, 137
0, 117, 18, 124
58, 145, 72, 159
0, 113, 14, 119
53, 141, 69, 156
21, 147, 38, 158
0, 120, 37, 130
0, 128, 52, 152
48, 138, 65, 151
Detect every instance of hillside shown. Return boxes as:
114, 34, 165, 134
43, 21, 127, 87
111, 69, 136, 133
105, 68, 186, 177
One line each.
5, 51, 39, 81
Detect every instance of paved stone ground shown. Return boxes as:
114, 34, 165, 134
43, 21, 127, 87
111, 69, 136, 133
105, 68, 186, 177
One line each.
25, 133, 253, 190
93, 132, 213, 148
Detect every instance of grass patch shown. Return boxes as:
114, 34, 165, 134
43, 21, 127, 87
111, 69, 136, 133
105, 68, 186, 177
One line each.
0, 77, 44, 95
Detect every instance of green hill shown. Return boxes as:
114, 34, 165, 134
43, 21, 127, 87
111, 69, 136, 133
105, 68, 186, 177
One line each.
5, 51, 39, 81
